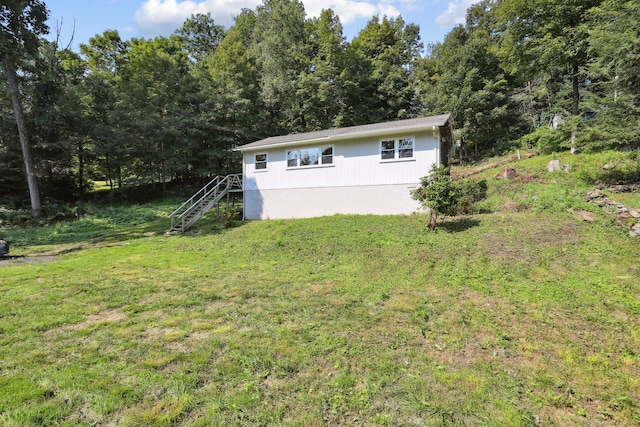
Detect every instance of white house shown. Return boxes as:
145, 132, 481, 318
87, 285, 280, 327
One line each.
235, 114, 453, 220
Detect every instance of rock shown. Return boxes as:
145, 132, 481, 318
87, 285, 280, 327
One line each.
546, 159, 563, 172
585, 189, 605, 201
630, 209, 640, 218
602, 163, 615, 170
573, 210, 595, 222
616, 206, 629, 215
616, 213, 634, 225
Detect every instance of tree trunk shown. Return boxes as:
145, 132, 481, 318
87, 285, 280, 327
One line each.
1, 54, 42, 218
572, 63, 580, 116
571, 63, 579, 154
77, 138, 85, 196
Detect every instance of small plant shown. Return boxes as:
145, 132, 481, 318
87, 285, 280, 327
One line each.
218, 204, 241, 228
411, 164, 460, 230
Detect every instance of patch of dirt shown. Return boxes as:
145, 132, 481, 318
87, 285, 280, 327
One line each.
86, 310, 128, 323
0, 255, 57, 267
482, 216, 580, 266
452, 150, 540, 179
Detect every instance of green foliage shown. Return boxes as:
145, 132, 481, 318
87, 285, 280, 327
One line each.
520, 126, 567, 153
456, 178, 486, 214
412, 165, 485, 229
350, 15, 423, 123
1, 156, 640, 425
412, 164, 460, 230
416, 3, 526, 156
4, 0, 640, 211
217, 204, 242, 228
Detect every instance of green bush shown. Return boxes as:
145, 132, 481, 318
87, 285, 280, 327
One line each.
456, 179, 486, 215
520, 127, 566, 154
218, 205, 242, 228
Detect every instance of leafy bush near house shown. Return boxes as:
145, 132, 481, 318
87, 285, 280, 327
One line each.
412, 165, 483, 230
218, 204, 242, 228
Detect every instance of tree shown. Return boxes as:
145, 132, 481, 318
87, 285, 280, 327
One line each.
296, 8, 348, 130
80, 30, 130, 189
176, 12, 225, 63
252, 0, 307, 134
496, 0, 603, 117
579, 0, 640, 151
416, 1, 524, 156
411, 164, 459, 230
350, 15, 423, 123
1, 0, 48, 217
202, 24, 262, 172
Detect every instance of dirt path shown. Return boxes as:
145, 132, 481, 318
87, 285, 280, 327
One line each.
451, 150, 539, 179
0, 255, 58, 267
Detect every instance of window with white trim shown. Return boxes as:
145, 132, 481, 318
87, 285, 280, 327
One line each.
287, 146, 333, 168
255, 153, 267, 170
380, 137, 414, 160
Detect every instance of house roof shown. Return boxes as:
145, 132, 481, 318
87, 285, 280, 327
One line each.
235, 113, 451, 152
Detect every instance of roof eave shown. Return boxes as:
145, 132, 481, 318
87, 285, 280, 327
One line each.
234, 118, 450, 152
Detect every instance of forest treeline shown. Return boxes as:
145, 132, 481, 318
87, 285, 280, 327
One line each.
1, 0, 639, 212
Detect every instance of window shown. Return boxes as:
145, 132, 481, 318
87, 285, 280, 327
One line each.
287, 146, 333, 168
287, 150, 299, 167
380, 137, 414, 160
399, 138, 414, 158
321, 147, 333, 164
381, 140, 395, 159
255, 153, 267, 170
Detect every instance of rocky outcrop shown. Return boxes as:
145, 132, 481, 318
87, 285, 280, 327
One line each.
585, 189, 640, 237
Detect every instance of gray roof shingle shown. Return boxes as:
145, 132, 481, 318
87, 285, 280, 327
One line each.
235, 114, 451, 151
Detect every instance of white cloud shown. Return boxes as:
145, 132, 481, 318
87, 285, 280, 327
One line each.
135, 0, 261, 36
135, 0, 405, 36
302, 1, 401, 24
434, 0, 480, 27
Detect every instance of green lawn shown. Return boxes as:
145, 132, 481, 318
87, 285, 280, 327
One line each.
1, 152, 639, 426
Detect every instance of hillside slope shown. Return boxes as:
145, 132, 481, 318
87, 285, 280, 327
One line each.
1, 152, 639, 426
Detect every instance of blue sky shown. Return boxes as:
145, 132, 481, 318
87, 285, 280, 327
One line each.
43, 0, 480, 53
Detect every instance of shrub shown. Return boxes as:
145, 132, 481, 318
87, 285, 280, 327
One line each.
456, 179, 485, 214
218, 205, 241, 228
411, 165, 460, 230
520, 127, 566, 154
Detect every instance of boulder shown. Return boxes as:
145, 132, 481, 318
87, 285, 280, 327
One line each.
573, 210, 595, 223
0, 240, 8, 257
546, 159, 563, 172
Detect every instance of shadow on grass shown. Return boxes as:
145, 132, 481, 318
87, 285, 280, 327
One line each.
180, 219, 248, 237
439, 217, 481, 233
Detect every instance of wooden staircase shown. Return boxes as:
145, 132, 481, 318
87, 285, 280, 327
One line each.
168, 174, 242, 234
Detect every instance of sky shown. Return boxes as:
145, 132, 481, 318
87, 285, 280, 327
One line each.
43, 0, 481, 53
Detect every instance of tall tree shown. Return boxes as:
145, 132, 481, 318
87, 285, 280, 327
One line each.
176, 12, 225, 63
416, 1, 524, 155
296, 9, 348, 130
252, 0, 307, 134
203, 24, 262, 171
80, 30, 130, 189
496, 0, 603, 117
577, 0, 640, 150
0, 0, 48, 217
350, 15, 423, 123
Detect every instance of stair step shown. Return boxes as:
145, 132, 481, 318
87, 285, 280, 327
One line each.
168, 174, 242, 234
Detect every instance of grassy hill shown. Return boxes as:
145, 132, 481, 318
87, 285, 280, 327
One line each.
1, 151, 639, 426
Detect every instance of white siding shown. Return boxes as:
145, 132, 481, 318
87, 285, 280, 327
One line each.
243, 129, 441, 219
244, 184, 421, 220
